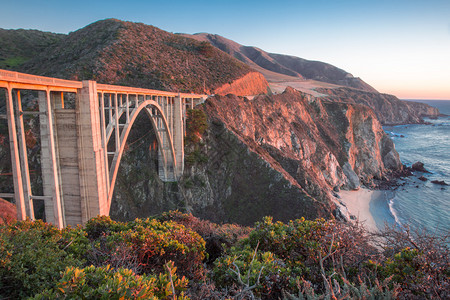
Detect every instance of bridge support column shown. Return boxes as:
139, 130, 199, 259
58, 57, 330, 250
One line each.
174, 96, 184, 178
77, 81, 108, 223
5, 86, 26, 220
39, 90, 64, 228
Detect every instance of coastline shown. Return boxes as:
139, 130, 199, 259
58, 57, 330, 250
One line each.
338, 188, 396, 233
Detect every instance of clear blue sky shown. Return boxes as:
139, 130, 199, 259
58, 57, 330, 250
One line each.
1, 0, 449, 99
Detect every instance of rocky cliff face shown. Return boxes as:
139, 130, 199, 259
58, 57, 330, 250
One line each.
110, 88, 402, 225
318, 87, 440, 125
403, 100, 443, 118
203, 88, 401, 192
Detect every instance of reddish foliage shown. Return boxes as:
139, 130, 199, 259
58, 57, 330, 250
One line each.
0, 198, 16, 225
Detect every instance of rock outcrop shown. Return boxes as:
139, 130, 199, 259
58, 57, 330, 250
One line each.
411, 161, 430, 173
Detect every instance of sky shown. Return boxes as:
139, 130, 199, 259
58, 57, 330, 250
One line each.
1, 0, 449, 100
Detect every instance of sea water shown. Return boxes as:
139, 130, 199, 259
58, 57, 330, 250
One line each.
383, 100, 450, 236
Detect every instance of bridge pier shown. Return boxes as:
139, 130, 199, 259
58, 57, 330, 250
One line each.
174, 96, 184, 176
77, 81, 109, 223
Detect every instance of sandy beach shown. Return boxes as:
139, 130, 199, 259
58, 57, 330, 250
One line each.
339, 188, 395, 233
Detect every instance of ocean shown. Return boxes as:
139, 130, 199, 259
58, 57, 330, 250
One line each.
382, 100, 450, 236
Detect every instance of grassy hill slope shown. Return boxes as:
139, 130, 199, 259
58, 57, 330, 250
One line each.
15, 19, 256, 93
0, 28, 64, 69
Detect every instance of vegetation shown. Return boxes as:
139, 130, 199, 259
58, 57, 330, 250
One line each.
0, 28, 64, 69
32, 263, 188, 300
0, 212, 448, 299
184, 109, 208, 166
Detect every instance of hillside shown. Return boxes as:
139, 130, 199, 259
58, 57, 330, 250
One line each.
182, 32, 377, 92
0, 28, 64, 69
15, 19, 268, 95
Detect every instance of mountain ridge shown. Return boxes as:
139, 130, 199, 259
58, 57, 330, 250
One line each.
181, 32, 377, 93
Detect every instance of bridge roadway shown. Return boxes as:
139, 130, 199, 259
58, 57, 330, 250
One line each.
0, 69, 206, 228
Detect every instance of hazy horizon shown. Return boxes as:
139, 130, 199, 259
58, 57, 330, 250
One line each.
1, 0, 449, 100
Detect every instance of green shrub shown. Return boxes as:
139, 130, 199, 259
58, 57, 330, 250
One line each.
85, 214, 128, 239
242, 217, 377, 294
0, 219, 85, 299
212, 244, 293, 299
32, 261, 189, 300
245, 216, 331, 283
366, 247, 449, 298
85, 216, 206, 279
247, 216, 330, 262
185, 148, 208, 165
284, 277, 399, 300
185, 109, 207, 145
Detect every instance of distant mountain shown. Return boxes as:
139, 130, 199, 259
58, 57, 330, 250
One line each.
11, 19, 267, 94
182, 33, 377, 92
0, 28, 64, 69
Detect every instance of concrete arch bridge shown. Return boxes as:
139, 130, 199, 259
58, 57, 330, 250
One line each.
0, 69, 206, 228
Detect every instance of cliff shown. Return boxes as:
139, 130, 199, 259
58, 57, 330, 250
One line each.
110, 88, 402, 225
318, 87, 441, 125
203, 88, 401, 192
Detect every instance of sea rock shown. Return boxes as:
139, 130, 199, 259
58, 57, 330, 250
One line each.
431, 180, 449, 186
411, 161, 430, 173
418, 176, 428, 181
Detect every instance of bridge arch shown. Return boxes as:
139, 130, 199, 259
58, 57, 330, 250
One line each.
106, 100, 176, 211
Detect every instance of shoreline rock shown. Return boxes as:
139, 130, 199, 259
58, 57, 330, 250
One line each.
431, 180, 449, 186
411, 161, 430, 173
418, 176, 428, 182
